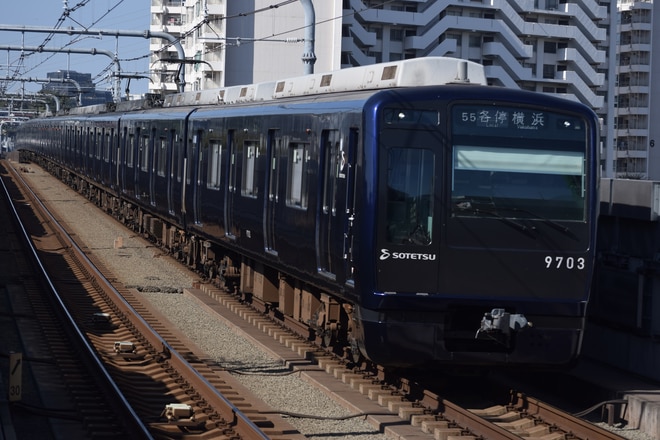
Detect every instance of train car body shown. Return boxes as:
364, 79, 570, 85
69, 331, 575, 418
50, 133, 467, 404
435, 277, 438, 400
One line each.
16, 57, 600, 369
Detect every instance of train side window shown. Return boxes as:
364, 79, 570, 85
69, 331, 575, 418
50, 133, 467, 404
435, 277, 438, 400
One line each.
104, 131, 112, 163
139, 134, 149, 172
173, 132, 183, 183
87, 128, 98, 159
98, 129, 104, 160
286, 142, 309, 209
242, 140, 259, 198
207, 140, 222, 190
127, 133, 135, 168
157, 137, 167, 177
186, 135, 194, 184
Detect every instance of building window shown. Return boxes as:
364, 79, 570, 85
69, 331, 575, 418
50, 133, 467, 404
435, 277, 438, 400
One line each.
543, 64, 555, 79
390, 28, 403, 41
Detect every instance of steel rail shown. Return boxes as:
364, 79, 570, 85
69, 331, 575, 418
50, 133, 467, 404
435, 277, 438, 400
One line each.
1, 164, 153, 439
8, 162, 273, 440
512, 392, 627, 440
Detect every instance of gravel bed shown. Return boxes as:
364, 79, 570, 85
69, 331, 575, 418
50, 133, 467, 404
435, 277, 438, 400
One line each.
19, 163, 655, 440
21, 164, 387, 440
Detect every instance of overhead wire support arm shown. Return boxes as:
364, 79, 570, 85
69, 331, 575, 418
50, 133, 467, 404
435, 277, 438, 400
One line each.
0, 24, 187, 94
0, 44, 120, 102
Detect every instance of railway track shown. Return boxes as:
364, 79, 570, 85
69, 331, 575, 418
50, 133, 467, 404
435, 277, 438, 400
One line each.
6, 157, 631, 440
0, 163, 147, 439
184, 283, 630, 440
1, 159, 305, 440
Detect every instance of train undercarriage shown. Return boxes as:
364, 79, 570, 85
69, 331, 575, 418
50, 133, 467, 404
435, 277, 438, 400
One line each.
28, 153, 361, 365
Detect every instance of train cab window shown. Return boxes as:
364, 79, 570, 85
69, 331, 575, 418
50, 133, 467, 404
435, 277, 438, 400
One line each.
207, 141, 222, 190
286, 142, 309, 209
242, 140, 259, 198
451, 146, 585, 221
450, 105, 588, 222
386, 148, 434, 245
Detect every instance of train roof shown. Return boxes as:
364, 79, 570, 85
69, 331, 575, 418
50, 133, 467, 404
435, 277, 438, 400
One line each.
50, 57, 487, 119
162, 57, 486, 108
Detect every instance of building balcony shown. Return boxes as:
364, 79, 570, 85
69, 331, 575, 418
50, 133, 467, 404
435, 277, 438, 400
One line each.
556, 70, 604, 108
617, 64, 651, 75
615, 148, 648, 160
616, 85, 650, 94
340, 37, 375, 66
618, 45, 653, 57
342, 13, 377, 47
557, 48, 604, 87
482, 41, 533, 82
616, 106, 650, 116
616, 128, 649, 138
563, 0, 607, 21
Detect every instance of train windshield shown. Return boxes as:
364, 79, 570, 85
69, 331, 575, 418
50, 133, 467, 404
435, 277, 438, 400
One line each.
451, 105, 588, 222
386, 148, 434, 245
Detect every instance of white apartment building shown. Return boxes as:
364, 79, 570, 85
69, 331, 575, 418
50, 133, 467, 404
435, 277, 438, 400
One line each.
615, 0, 658, 180
149, 0, 659, 179
149, 0, 340, 92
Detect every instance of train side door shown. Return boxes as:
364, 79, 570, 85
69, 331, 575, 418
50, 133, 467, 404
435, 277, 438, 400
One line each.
182, 130, 202, 225
149, 128, 156, 206
376, 124, 441, 294
264, 129, 280, 255
192, 130, 203, 225
317, 129, 346, 281
166, 129, 175, 213
224, 129, 237, 239
343, 128, 358, 286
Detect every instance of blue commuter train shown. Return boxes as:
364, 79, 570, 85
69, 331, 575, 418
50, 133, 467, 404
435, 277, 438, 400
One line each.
16, 57, 600, 368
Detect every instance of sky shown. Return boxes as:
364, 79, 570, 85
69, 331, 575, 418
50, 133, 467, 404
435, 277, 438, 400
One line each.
1, 0, 151, 96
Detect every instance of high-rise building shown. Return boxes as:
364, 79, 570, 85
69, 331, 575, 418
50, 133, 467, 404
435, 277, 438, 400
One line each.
614, 0, 658, 180
41, 70, 113, 107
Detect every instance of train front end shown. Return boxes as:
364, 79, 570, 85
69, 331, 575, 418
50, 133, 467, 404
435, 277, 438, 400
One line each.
355, 86, 600, 368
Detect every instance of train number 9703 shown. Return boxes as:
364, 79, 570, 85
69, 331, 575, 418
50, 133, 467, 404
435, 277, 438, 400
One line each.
545, 256, 585, 270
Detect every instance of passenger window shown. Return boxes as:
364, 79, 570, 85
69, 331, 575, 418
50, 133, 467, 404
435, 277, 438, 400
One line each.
127, 134, 134, 168
139, 135, 149, 172
157, 137, 167, 177
286, 142, 309, 209
207, 141, 222, 190
241, 140, 259, 198
104, 131, 112, 163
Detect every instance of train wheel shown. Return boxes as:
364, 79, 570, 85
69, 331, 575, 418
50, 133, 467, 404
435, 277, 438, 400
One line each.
347, 338, 363, 365
322, 322, 338, 348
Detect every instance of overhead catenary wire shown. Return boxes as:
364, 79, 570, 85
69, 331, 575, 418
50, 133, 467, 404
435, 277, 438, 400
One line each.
3, 0, 400, 95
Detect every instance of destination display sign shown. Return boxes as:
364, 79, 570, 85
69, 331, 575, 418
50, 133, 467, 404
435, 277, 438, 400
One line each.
452, 104, 586, 141
457, 107, 547, 130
